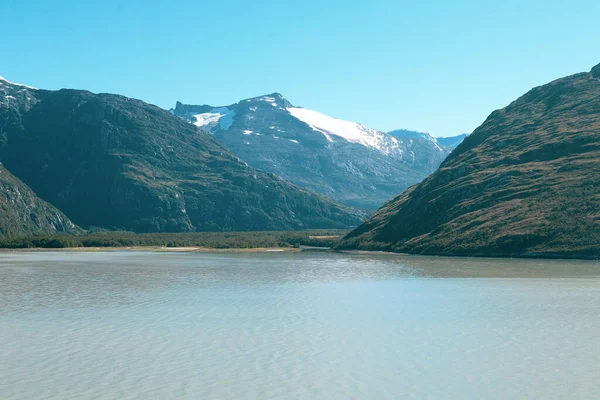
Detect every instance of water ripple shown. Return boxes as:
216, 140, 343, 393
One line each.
1, 251, 600, 399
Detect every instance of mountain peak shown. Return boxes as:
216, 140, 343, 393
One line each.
243, 93, 291, 107
592, 62, 600, 78
246, 93, 283, 100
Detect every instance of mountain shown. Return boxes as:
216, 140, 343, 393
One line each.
0, 77, 364, 232
387, 129, 435, 140
389, 130, 467, 149
339, 63, 600, 258
437, 133, 469, 149
173, 95, 452, 210
0, 163, 78, 238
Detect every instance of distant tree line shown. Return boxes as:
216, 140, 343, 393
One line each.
0, 230, 348, 249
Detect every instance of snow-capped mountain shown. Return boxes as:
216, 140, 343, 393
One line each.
388, 129, 467, 151
0, 76, 37, 90
173, 93, 455, 210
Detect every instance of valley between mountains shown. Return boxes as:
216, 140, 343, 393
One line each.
2, 62, 599, 259
0, 75, 462, 239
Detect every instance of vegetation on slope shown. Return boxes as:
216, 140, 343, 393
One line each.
339, 63, 600, 258
0, 230, 347, 249
0, 163, 79, 238
0, 82, 364, 232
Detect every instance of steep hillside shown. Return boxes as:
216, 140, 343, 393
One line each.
0, 163, 78, 238
339, 63, 600, 258
174, 95, 452, 210
0, 78, 364, 232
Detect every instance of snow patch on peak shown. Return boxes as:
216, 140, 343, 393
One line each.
193, 112, 222, 128
287, 107, 399, 155
192, 107, 235, 130
0, 76, 38, 90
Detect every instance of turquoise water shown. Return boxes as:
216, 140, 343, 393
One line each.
1, 251, 599, 399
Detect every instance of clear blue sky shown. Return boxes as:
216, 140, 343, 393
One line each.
3, 0, 599, 137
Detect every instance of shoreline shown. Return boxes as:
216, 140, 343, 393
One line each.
338, 249, 600, 261
0, 246, 306, 253
0, 246, 598, 261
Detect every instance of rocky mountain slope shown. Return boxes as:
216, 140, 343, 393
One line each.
173, 95, 455, 210
339, 63, 600, 258
388, 130, 467, 150
0, 77, 364, 232
0, 163, 78, 238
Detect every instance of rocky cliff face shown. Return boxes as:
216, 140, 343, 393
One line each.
0, 163, 78, 238
340, 63, 600, 258
174, 94, 454, 210
0, 78, 364, 232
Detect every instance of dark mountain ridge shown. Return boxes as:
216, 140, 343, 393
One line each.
0, 78, 364, 233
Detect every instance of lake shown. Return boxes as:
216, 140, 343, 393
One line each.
1, 251, 599, 399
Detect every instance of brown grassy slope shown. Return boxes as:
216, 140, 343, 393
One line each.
339, 63, 600, 258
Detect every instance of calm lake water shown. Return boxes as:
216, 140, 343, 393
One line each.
1, 251, 600, 399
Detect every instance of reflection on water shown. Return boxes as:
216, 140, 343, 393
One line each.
1, 251, 600, 399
